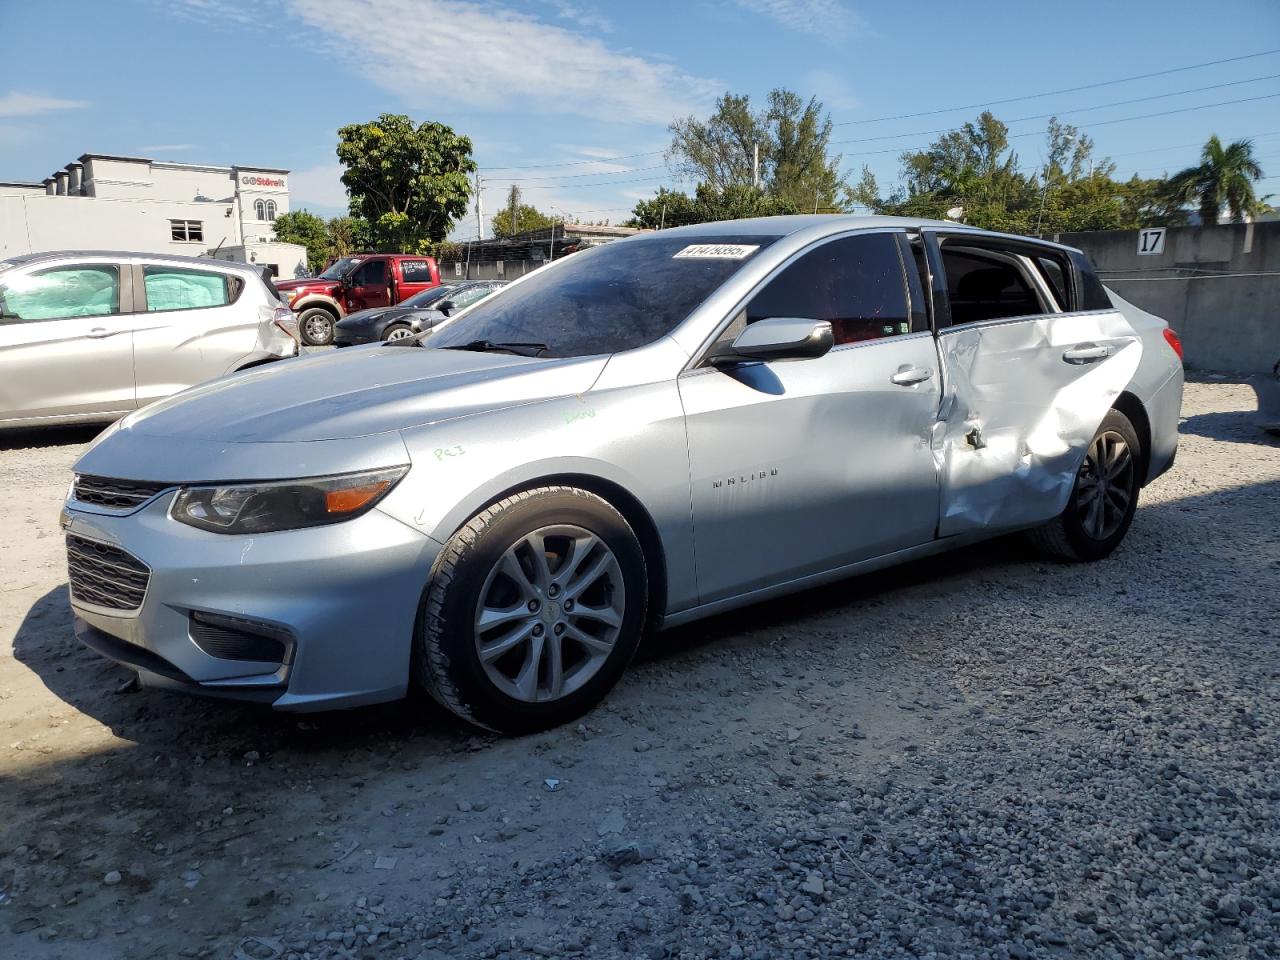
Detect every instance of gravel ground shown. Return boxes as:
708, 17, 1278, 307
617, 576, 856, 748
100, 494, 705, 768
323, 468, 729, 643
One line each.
0, 379, 1276, 960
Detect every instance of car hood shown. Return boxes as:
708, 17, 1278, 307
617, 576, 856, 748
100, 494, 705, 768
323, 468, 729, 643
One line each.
118, 346, 609, 443
337, 305, 421, 328
275, 278, 339, 294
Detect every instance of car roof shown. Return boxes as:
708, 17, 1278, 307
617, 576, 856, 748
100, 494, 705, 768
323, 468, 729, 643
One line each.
652, 214, 968, 238
0, 250, 263, 274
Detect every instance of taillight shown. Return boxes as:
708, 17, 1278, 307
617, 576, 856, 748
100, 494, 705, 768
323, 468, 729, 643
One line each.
273, 306, 300, 342
1163, 327, 1184, 362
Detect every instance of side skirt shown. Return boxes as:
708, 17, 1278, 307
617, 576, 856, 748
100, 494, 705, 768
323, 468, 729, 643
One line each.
659, 531, 998, 630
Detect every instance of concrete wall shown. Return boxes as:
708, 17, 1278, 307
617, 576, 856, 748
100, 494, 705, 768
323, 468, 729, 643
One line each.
1059, 223, 1280, 373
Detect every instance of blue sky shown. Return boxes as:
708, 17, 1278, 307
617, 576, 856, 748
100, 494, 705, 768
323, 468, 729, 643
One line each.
2, 0, 1278, 239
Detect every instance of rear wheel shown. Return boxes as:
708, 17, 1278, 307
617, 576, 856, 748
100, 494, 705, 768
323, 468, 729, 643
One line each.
383, 323, 413, 342
1027, 408, 1142, 561
298, 307, 336, 346
415, 487, 647, 734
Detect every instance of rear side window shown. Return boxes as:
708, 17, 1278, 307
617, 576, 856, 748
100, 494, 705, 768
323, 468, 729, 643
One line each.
0, 265, 120, 321
746, 233, 913, 344
401, 260, 433, 283
940, 247, 1043, 325
143, 266, 237, 312
1036, 256, 1069, 310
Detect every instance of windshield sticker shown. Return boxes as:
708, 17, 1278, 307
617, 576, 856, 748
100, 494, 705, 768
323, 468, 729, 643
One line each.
673, 244, 760, 260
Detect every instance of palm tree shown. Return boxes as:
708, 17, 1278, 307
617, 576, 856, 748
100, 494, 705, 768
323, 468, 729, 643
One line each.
1168, 136, 1264, 225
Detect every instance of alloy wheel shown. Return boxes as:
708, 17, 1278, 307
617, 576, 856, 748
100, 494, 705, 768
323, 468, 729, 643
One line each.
473, 524, 625, 703
304, 315, 332, 343
1075, 430, 1135, 540
385, 327, 413, 341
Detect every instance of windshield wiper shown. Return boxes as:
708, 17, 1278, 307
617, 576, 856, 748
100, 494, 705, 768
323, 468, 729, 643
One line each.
441, 339, 551, 358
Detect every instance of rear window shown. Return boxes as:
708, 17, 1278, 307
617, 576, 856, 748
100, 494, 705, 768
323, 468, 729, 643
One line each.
401, 260, 433, 283
143, 266, 240, 312
429, 234, 779, 358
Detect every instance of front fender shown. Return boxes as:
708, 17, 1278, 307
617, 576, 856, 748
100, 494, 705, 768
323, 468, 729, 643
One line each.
375, 383, 699, 613
291, 293, 346, 318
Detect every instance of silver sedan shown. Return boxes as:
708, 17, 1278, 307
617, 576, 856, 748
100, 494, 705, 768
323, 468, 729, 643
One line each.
62, 216, 1183, 733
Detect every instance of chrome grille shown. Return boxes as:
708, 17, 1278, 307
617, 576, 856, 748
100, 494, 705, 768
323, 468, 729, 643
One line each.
66, 535, 151, 612
73, 475, 170, 510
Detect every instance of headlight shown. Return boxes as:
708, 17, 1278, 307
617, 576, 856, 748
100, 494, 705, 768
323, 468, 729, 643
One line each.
171, 467, 407, 534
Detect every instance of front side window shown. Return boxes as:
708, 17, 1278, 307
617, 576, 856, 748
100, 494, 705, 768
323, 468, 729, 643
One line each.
429, 234, 778, 358
448, 285, 492, 310
170, 220, 204, 242
351, 259, 387, 286
0, 265, 120, 321
745, 233, 913, 344
401, 260, 433, 283
143, 266, 234, 311
941, 246, 1044, 325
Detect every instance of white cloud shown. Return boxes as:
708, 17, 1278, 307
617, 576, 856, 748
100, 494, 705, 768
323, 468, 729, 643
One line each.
284, 0, 719, 125
733, 0, 859, 38
139, 143, 195, 153
548, 1, 612, 33
289, 162, 349, 211
161, 0, 273, 26
805, 69, 858, 112
0, 92, 88, 118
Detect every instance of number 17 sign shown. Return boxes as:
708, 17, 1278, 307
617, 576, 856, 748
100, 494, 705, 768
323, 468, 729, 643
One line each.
1138, 228, 1166, 256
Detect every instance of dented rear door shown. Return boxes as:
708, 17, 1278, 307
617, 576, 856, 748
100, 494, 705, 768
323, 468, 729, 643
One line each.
924, 232, 1142, 537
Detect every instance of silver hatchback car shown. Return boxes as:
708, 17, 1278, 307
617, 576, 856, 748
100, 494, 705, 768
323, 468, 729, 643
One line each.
0, 251, 298, 428
63, 216, 1183, 733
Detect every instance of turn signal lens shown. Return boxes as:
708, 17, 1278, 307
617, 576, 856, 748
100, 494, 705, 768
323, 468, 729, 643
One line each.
172, 467, 408, 534
1163, 328, 1184, 362
325, 480, 394, 514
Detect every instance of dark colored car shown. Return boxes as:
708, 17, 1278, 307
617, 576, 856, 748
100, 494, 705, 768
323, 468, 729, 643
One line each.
333, 281, 505, 347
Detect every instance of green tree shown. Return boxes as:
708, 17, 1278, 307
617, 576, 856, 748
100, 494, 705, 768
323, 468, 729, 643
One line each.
667, 88, 850, 213
336, 113, 476, 251
491, 186, 556, 238
627, 183, 798, 229
324, 216, 369, 259
271, 210, 331, 272
1168, 135, 1265, 224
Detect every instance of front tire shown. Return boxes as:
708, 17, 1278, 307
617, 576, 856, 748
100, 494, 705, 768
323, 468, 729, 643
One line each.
415, 487, 648, 734
1027, 408, 1142, 562
382, 322, 413, 342
298, 307, 336, 346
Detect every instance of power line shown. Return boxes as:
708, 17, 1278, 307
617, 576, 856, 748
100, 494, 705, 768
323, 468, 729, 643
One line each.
831, 79, 1280, 147
476, 149, 665, 174
475, 49, 1280, 175
831, 48, 1280, 126
501, 164, 668, 183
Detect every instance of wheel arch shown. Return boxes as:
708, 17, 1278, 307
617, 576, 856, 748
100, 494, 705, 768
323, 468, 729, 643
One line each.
292, 295, 344, 319
459, 473, 668, 634
1112, 390, 1152, 486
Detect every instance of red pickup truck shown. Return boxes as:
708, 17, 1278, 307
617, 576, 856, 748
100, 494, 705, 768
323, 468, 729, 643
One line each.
275, 254, 441, 345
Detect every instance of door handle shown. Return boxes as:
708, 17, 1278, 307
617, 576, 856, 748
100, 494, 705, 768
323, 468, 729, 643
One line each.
890, 365, 932, 386
85, 327, 113, 339
1063, 343, 1110, 364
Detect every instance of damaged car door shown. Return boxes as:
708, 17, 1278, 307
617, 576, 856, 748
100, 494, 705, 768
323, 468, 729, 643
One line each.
924, 231, 1142, 536
680, 230, 941, 603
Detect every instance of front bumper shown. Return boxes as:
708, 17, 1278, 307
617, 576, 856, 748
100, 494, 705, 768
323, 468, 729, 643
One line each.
65, 493, 440, 711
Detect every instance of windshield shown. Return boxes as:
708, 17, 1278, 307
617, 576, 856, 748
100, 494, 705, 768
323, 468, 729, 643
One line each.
401, 285, 457, 308
317, 257, 363, 280
428, 235, 777, 358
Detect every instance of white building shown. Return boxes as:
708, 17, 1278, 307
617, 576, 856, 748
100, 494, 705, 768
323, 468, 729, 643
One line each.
0, 154, 308, 278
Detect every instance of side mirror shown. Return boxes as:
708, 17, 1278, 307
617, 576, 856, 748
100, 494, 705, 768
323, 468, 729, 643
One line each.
709, 316, 833, 366
438, 300, 456, 315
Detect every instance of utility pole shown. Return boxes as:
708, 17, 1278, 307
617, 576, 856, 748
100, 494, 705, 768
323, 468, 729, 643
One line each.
752, 143, 760, 189
473, 172, 484, 241
508, 186, 519, 239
